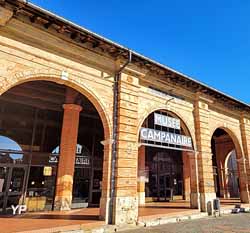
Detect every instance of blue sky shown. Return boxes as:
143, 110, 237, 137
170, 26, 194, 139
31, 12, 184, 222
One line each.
30, 0, 250, 103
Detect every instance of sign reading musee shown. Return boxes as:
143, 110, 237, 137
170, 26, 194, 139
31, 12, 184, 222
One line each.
140, 127, 192, 148
154, 113, 180, 130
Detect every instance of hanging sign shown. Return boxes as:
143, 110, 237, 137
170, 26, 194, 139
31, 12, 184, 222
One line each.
154, 113, 180, 130
49, 155, 90, 166
140, 127, 192, 148
49, 144, 91, 166
75, 156, 90, 165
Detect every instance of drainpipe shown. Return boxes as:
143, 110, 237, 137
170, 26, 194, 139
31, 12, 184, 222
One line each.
109, 50, 132, 224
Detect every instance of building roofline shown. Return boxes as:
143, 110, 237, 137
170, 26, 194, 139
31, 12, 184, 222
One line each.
4, 0, 250, 111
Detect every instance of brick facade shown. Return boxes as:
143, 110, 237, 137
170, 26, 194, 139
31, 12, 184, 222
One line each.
1, 4, 250, 225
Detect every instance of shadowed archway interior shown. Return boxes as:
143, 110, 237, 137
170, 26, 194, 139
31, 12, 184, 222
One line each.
137, 109, 194, 206
0, 80, 104, 214
211, 128, 240, 200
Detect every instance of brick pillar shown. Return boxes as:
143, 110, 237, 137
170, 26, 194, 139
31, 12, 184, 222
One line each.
100, 142, 112, 222
216, 156, 225, 198
239, 114, 250, 203
188, 152, 200, 209
54, 103, 82, 210
112, 74, 139, 225
182, 152, 191, 201
222, 167, 229, 198
137, 146, 145, 205
194, 95, 216, 212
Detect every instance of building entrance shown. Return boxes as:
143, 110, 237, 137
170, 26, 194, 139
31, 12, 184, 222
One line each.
138, 110, 194, 206
145, 148, 183, 202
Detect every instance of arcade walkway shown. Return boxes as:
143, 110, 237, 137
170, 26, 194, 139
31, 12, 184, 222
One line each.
0, 199, 244, 233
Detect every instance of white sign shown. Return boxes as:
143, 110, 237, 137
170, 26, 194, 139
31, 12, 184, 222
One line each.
75, 156, 90, 165
154, 113, 180, 130
49, 155, 90, 166
140, 127, 192, 148
11, 205, 27, 215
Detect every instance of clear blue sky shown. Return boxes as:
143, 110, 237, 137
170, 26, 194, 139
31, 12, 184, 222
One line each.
31, 0, 250, 104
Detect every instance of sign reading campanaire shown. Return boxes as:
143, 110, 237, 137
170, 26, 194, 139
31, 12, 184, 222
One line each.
140, 113, 192, 148
140, 128, 192, 148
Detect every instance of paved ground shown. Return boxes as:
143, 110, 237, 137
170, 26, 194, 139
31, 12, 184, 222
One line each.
123, 214, 250, 233
0, 208, 104, 233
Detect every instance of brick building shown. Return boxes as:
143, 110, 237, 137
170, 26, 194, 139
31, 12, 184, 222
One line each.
0, 0, 250, 225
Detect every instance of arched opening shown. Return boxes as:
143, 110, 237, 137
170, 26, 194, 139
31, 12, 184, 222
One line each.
137, 110, 196, 217
211, 128, 241, 205
0, 80, 106, 215
225, 150, 240, 198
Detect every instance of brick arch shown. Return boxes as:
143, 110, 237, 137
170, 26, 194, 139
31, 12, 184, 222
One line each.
0, 71, 112, 141
211, 127, 248, 202
137, 107, 196, 149
211, 126, 243, 160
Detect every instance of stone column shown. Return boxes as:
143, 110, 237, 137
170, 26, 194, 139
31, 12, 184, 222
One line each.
137, 146, 146, 205
194, 95, 216, 212
54, 103, 82, 210
182, 152, 191, 201
112, 74, 139, 225
240, 114, 250, 203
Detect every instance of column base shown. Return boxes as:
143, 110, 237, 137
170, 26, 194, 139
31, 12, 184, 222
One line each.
138, 192, 145, 206
240, 190, 250, 203
53, 197, 72, 211
200, 192, 216, 213
99, 197, 110, 223
184, 192, 191, 202
113, 196, 138, 225
54, 175, 73, 211
190, 192, 200, 209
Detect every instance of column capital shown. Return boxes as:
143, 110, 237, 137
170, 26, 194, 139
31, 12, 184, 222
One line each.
63, 103, 82, 112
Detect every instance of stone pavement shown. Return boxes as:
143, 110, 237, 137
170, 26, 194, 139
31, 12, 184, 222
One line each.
122, 214, 250, 233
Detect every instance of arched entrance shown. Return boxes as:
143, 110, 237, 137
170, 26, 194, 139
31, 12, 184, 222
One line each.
211, 128, 248, 204
225, 150, 240, 198
137, 109, 196, 211
0, 80, 108, 215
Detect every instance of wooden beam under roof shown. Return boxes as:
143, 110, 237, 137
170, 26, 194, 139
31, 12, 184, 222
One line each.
7, 86, 65, 105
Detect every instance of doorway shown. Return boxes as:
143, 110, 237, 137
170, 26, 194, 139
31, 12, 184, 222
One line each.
145, 148, 183, 202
